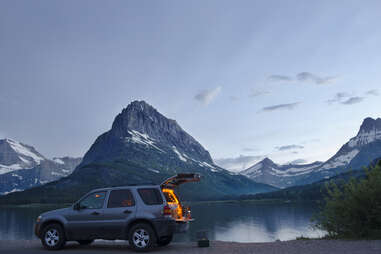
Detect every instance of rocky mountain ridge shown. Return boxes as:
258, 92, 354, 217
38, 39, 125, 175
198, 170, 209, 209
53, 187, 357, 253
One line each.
241, 117, 381, 188
0, 139, 81, 194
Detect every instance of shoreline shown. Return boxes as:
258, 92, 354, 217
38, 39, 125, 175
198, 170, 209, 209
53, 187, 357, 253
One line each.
0, 239, 380, 254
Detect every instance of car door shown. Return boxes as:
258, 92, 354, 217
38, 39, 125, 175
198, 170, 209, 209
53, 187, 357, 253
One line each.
101, 189, 137, 239
65, 191, 107, 240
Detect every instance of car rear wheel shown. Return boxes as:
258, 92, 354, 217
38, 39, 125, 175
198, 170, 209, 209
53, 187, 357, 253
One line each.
77, 240, 94, 245
129, 223, 156, 251
157, 235, 173, 246
41, 223, 66, 250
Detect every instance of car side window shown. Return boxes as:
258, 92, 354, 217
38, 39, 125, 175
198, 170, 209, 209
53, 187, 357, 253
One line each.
79, 191, 106, 209
138, 188, 163, 205
107, 189, 135, 208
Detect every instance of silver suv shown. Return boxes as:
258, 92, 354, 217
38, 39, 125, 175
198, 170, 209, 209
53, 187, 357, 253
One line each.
34, 173, 200, 251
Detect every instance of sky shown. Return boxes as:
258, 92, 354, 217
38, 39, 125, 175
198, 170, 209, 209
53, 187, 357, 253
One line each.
1, 0, 381, 171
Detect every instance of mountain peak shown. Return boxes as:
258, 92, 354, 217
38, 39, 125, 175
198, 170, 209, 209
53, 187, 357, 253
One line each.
127, 100, 156, 113
82, 100, 214, 166
258, 157, 277, 167
347, 117, 381, 148
261, 157, 274, 164
111, 101, 182, 142
359, 117, 381, 133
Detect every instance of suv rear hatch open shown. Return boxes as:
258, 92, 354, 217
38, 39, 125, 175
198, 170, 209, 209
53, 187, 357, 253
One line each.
161, 173, 200, 222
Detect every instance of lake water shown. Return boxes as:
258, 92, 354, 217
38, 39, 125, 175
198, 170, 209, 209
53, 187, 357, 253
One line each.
0, 202, 325, 242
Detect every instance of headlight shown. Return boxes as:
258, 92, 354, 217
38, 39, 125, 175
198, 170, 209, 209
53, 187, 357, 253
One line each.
36, 215, 42, 223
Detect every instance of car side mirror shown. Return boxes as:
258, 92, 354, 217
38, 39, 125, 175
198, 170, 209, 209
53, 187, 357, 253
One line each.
73, 203, 81, 210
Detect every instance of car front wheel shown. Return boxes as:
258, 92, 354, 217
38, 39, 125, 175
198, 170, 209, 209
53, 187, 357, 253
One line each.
41, 223, 66, 250
129, 223, 156, 251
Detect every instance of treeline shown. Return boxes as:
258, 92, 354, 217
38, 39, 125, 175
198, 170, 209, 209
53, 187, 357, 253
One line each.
315, 161, 381, 238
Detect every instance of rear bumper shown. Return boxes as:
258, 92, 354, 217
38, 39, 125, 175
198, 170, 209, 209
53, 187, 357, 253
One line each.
152, 219, 190, 238
174, 221, 189, 233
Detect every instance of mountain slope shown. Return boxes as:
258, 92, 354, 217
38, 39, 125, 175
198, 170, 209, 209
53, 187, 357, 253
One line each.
0, 101, 276, 204
241, 117, 381, 188
241, 158, 323, 188
0, 139, 81, 194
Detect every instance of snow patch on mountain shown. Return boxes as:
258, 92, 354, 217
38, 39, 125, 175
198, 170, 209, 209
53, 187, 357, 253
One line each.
147, 168, 160, 174
126, 130, 165, 153
348, 129, 381, 148
53, 158, 65, 164
319, 149, 360, 170
0, 164, 23, 174
172, 146, 187, 162
6, 139, 45, 164
3, 188, 22, 195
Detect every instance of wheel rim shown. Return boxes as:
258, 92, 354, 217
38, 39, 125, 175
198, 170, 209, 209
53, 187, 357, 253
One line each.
132, 228, 149, 248
44, 229, 59, 247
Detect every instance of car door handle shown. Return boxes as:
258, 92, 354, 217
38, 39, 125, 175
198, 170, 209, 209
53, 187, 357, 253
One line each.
91, 211, 100, 215
123, 210, 132, 214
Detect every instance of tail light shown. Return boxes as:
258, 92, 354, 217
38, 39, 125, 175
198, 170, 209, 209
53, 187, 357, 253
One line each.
186, 206, 192, 219
163, 205, 172, 216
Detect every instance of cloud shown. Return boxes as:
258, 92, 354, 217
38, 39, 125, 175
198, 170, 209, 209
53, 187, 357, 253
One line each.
341, 96, 364, 105
268, 75, 293, 82
290, 159, 308, 164
262, 102, 300, 112
194, 86, 222, 105
326, 92, 350, 104
275, 144, 304, 151
297, 72, 337, 85
214, 155, 264, 171
268, 72, 337, 85
249, 89, 270, 97
366, 89, 379, 96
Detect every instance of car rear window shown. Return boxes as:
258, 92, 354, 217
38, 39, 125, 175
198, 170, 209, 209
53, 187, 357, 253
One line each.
138, 188, 163, 205
107, 189, 135, 208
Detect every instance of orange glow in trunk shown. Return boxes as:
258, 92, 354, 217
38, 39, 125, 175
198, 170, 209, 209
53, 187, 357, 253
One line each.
162, 188, 183, 220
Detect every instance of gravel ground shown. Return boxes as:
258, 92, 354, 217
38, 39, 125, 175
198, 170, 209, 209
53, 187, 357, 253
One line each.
0, 240, 381, 254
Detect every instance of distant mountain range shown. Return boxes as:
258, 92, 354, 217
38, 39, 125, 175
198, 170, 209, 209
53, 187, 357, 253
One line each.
0, 139, 81, 194
2, 101, 380, 204
240, 117, 381, 188
249, 157, 381, 201
0, 101, 276, 204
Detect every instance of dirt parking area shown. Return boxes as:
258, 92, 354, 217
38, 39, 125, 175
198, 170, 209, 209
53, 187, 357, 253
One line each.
1, 240, 381, 254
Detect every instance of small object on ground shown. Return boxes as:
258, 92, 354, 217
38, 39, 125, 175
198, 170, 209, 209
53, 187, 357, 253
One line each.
197, 230, 209, 248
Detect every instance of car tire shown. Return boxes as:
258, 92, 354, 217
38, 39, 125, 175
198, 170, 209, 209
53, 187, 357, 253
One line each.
77, 240, 94, 245
157, 235, 173, 246
41, 223, 66, 250
128, 223, 156, 251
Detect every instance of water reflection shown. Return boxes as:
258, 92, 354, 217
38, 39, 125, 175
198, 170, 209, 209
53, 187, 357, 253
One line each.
0, 202, 325, 242
174, 202, 326, 242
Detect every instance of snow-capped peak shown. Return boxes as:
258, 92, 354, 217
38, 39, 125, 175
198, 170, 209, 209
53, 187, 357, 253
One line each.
0, 138, 46, 175
5, 139, 45, 164
348, 117, 381, 148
